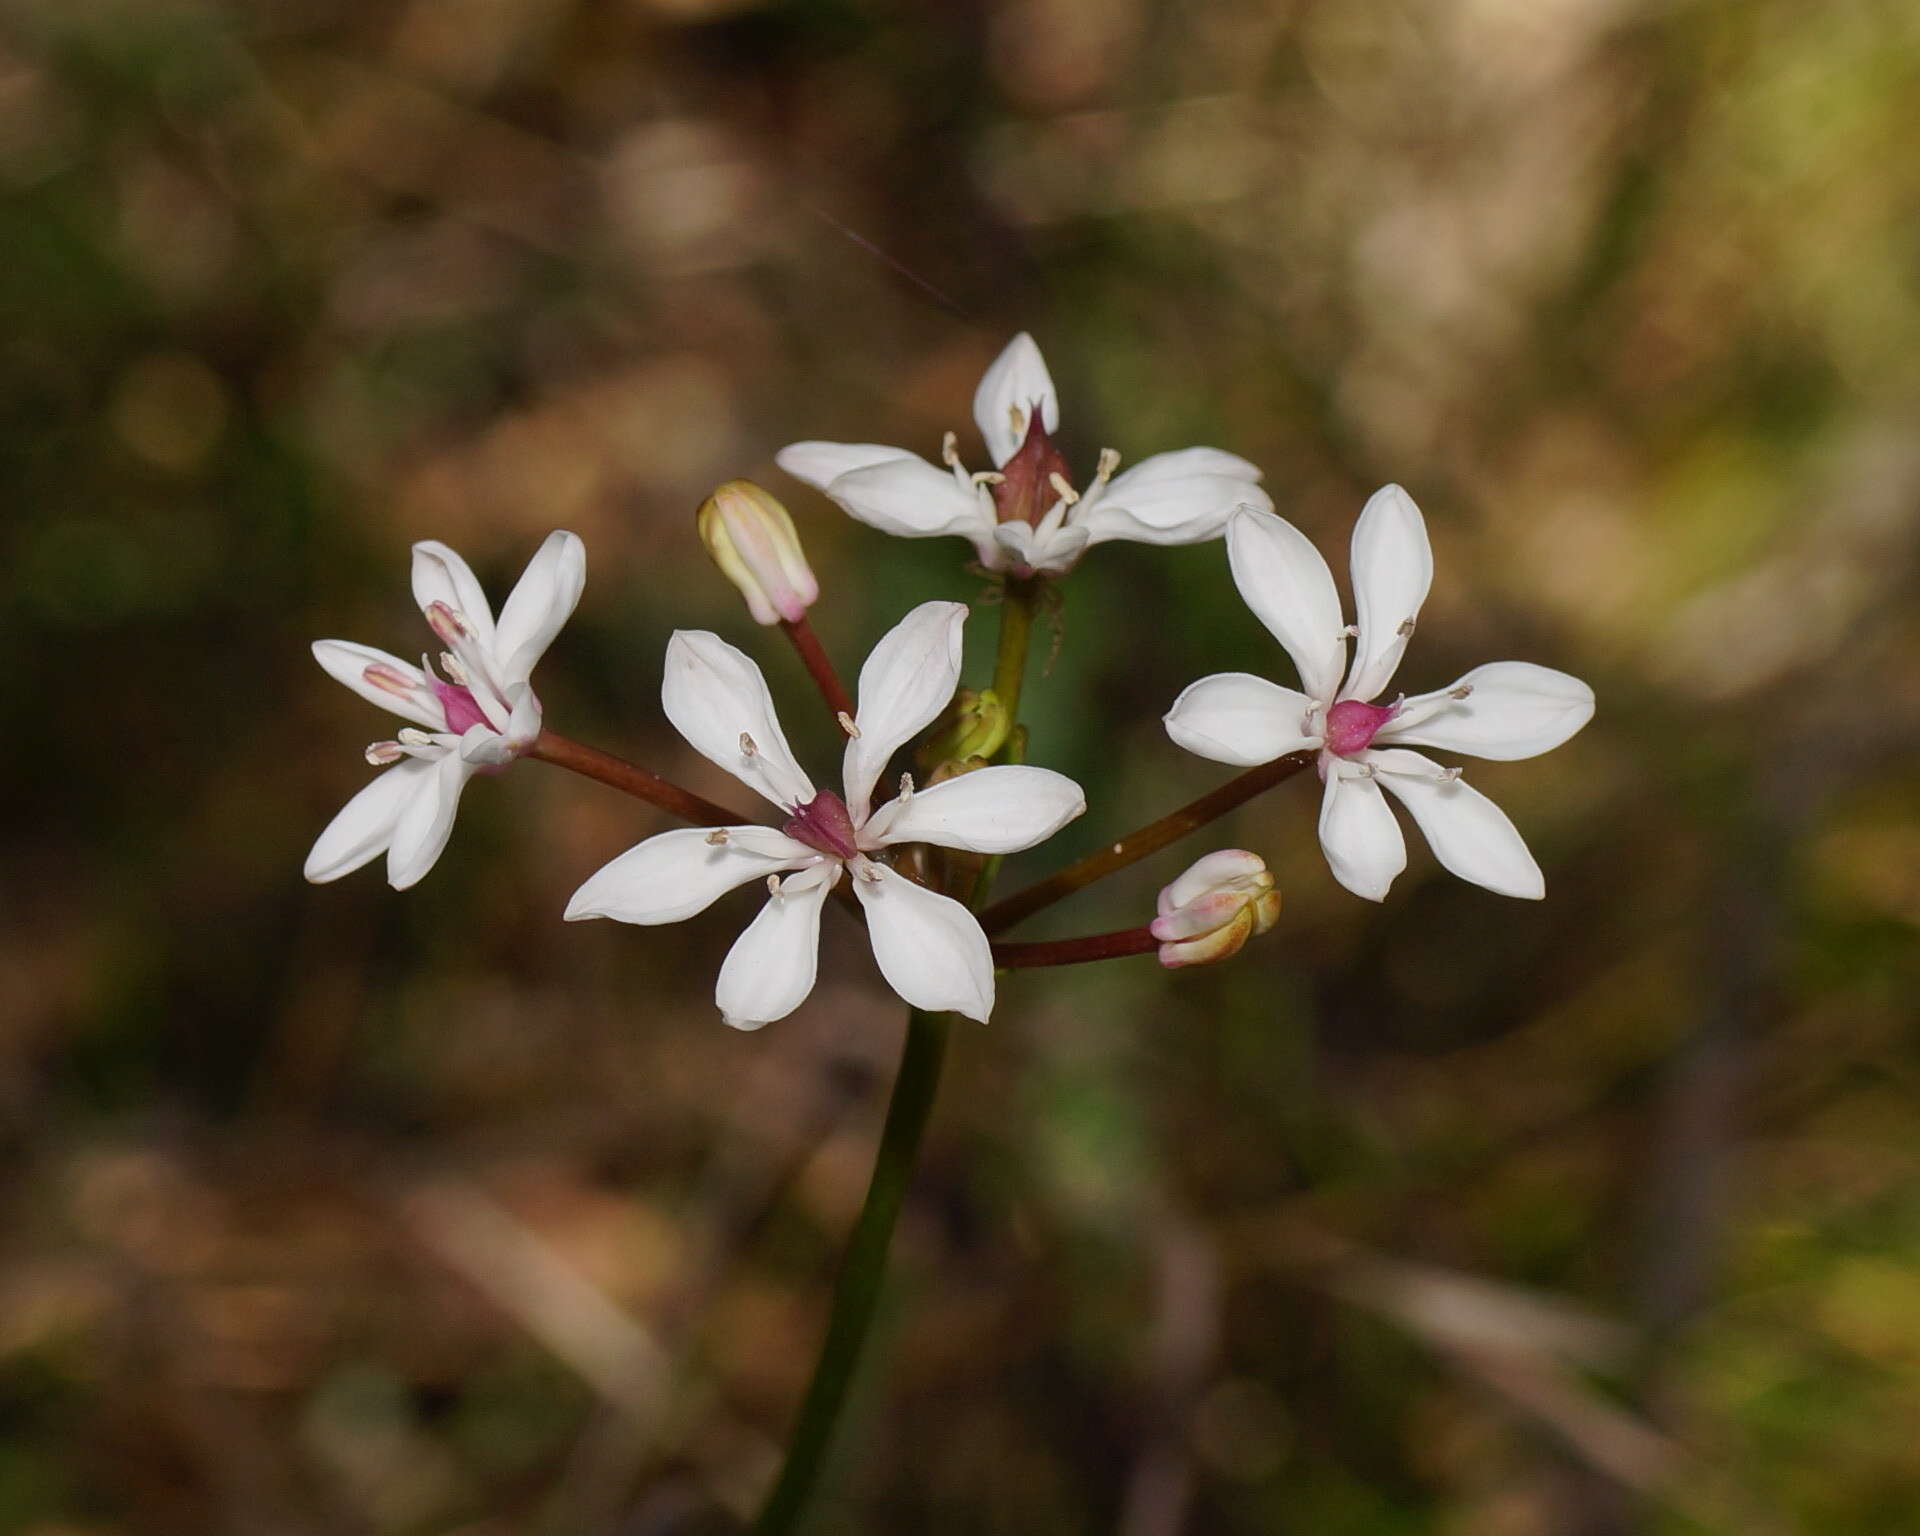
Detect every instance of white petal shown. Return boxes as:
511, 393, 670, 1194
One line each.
304, 758, 435, 882
1342, 484, 1433, 703
1376, 662, 1595, 761
1226, 509, 1347, 707
492, 530, 584, 688
385, 747, 478, 890
1164, 672, 1320, 766
776, 441, 921, 491
564, 826, 814, 925
994, 518, 1088, 575
972, 332, 1060, 467
715, 864, 838, 1030
1370, 749, 1545, 899
411, 540, 497, 643
1317, 768, 1406, 902
1075, 470, 1274, 550
311, 640, 444, 731
661, 630, 816, 811
1097, 446, 1265, 489
853, 865, 994, 1022
861, 765, 1085, 854
822, 457, 994, 555
843, 601, 966, 823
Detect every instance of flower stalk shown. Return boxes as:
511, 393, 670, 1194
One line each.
991, 926, 1159, 968
980, 749, 1316, 935
751, 1007, 951, 1536
781, 615, 857, 722
989, 575, 1041, 730
527, 730, 749, 828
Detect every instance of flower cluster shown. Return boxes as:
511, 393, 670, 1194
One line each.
307, 332, 1593, 1028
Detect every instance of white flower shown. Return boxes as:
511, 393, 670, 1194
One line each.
565, 601, 1086, 1029
305, 531, 586, 890
1164, 491, 1594, 902
775, 333, 1273, 577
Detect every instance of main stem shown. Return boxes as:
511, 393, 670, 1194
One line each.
980, 750, 1316, 935
751, 573, 1041, 1533
750, 1008, 951, 1536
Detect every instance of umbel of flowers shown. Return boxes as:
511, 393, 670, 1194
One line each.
305, 331, 1593, 1536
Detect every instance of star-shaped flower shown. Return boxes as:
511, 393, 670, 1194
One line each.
1164, 491, 1594, 901
565, 601, 1086, 1028
306, 531, 585, 890
776, 333, 1272, 578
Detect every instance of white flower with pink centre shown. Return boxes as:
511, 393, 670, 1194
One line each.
776, 333, 1272, 578
305, 532, 585, 890
565, 601, 1086, 1029
1164, 491, 1594, 902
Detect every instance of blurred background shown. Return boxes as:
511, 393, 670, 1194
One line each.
4, 0, 1919, 1530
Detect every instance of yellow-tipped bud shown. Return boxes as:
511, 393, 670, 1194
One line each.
1151, 850, 1280, 969
917, 688, 1012, 771
696, 479, 819, 626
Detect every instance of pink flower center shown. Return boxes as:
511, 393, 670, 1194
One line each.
1324, 698, 1397, 757
434, 680, 491, 735
783, 790, 861, 861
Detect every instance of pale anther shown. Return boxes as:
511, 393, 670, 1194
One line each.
898, 772, 914, 802
1439, 766, 1463, 783
1094, 447, 1121, 483
739, 732, 758, 757
1047, 472, 1079, 505
1008, 404, 1025, 436
1397, 618, 1416, 637
972, 470, 1006, 487
362, 663, 417, 697
397, 727, 434, 747
441, 652, 469, 685
941, 430, 961, 467
1449, 683, 1474, 700
766, 874, 781, 896
705, 829, 730, 845
1340, 624, 1360, 639
837, 711, 860, 739
365, 741, 404, 765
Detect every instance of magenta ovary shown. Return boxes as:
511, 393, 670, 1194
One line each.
783, 790, 861, 861
434, 680, 492, 735
1323, 698, 1397, 757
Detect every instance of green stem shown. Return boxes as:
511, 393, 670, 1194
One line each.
989, 575, 1041, 730
750, 1008, 952, 1536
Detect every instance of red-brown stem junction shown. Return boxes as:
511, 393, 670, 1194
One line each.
980, 750, 1316, 936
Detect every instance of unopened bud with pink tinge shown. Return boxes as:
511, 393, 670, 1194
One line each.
697, 479, 819, 626
1151, 850, 1281, 969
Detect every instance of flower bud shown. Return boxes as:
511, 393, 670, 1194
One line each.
1151, 850, 1280, 969
918, 688, 1012, 771
696, 479, 820, 626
